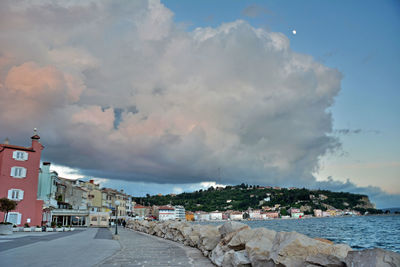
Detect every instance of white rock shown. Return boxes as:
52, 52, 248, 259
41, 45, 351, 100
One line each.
270, 231, 351, 266
344, 248, 400, 267
219, 222, 249, 238
198, 225, 221, 252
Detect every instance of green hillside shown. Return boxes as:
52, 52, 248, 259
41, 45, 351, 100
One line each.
133, 184, 382, 215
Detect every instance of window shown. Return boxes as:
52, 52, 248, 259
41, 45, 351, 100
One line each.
12, 151, 28, 161
7, 212, 21, 225
10, 167, 27, 178
91, 217, 98, 221
8, 189, 24, 200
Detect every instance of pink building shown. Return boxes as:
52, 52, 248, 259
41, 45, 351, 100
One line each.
0, 133, 44, 226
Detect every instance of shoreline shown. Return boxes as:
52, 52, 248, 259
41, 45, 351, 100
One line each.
189, 213, 400, 223
127, 219, 400, 266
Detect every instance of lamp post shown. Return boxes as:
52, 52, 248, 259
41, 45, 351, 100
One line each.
115, 200, 120, 235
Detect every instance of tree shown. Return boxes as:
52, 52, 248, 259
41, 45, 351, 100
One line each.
0, 198, 17, 223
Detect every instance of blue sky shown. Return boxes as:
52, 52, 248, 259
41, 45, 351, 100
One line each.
1, 0, 399, 208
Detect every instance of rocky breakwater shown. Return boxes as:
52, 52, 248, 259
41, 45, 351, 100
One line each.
126, 220, 400, 266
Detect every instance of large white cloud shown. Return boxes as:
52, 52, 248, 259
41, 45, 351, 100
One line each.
0, 0, 342, 187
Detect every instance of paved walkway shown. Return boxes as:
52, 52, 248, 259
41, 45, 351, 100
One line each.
0, 228, 120, 267
98, 228, 215, 267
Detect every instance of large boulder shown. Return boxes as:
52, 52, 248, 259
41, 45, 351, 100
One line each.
306, 254, 346, 266
245, 229, 277, 267
229, 228, 276, 251
221, 250, 251, 267
269, 231, 351, 266
232, 250, 251, 266
210, 243, 228, 266
219, 222, 250, 238
198, 225, 221, 254
344, 248, 400, 267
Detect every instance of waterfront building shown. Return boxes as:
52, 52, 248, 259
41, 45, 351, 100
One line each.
327, 209, 339, 217
133, 204, 148, 218
37, 162, 59, 225
156, 205, 175, 221
52, 178, 89, 226
314, 209, 323, 217
0, 133, 44, 226
101, 188, 114, 213
289, 207, 304, 218
79, 180, 102, 212
37, 162, 58, 208
249, 209, 262, 220
230, 211, 244, 220
126, 198, 133, 216
322, 211, 331, 217
291, 212, 304, 218
194, 211, 210, 221
209, 211, 223, 220
185, 211, 194, 221
174, 205, 186, 221
56, 178, 89, 210
263, 211, 279, 219
101, 188, 130, 222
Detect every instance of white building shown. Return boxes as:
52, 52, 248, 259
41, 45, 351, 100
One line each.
249, 210, 262, 220
126, 200, 133, 216
209, 211, 223, 220
174, 205, 186, 221
195, 212, 210, 221
157, 206, 175, 221
314, 209, 322, 217
230, 212, 243, 220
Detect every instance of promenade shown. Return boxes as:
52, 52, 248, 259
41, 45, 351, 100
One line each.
0, 227, 214, 267
98, 228, 215, 267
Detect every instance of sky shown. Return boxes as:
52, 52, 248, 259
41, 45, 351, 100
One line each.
0, 0, 399, 208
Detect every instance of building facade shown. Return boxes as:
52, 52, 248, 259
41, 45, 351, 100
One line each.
0, 134, 44, 226
174, 205, 186, 221
156, 206, 175, 221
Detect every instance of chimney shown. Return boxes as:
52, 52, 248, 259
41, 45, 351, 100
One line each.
4, 138, 9, 145
89, 179, 94, 184
42, 162, 51, 174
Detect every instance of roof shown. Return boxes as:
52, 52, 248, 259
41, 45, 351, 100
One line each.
0, 144, 35, 152
134, 204, 147, 209
158, 206, 174, 210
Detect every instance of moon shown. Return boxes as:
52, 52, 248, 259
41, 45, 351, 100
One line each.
292, 30, 296, 35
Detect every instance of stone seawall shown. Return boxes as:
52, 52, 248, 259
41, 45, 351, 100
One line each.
127, 220, 400, 266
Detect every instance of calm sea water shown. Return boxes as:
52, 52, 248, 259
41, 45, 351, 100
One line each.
194, 215, 400, 253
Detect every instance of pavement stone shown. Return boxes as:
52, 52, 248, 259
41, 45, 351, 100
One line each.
0, 228, 120, 267
98, 228, 215, 267
0, 229, 81, 252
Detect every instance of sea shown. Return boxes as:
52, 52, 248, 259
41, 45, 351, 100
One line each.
194, 215, 400, 253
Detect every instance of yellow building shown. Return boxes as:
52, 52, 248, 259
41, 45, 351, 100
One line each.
79, 180, 102, 212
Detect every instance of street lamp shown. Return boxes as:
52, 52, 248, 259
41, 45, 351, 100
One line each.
114, 200, 120, 235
